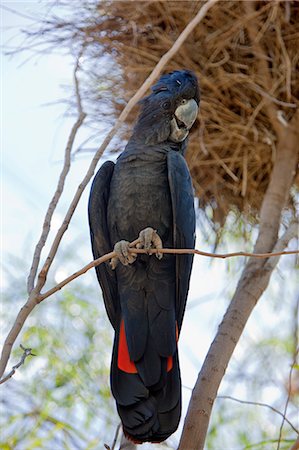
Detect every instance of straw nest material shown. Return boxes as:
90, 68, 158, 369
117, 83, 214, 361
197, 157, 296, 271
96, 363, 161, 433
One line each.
93, 0, 299, 226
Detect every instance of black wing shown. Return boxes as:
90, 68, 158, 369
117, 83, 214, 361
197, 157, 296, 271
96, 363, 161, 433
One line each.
88, 161, 119, 329
167, 151, 195, 332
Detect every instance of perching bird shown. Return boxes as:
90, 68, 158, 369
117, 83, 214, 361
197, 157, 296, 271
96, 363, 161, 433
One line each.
88, 70, 199, 443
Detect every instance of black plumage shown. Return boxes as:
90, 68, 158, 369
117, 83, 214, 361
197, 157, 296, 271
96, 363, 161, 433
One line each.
88, 70, 199, 443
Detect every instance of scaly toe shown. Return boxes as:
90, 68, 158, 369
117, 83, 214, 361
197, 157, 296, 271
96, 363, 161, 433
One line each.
110, 240, 137, 269
139, 228, 154, 250
138, 227, 163, 259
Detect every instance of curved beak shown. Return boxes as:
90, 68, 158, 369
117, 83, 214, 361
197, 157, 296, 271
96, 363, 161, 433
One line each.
175, 98, 198, 130
169, 99, 198, 142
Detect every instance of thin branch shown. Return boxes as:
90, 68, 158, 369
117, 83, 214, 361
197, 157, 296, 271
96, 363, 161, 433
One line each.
277, 350, 299, 449
277, 296, 299, 450
74, 46, 85, 115
24, 409, 89, 443
27, 47, 86, 294
244, 438, 294, 449
39, 239, 299, 302
1, 233, 298, 385
0, 345, 35, 385
217, 395, 299, 435
110, 423, 121, 450
0, 4, 39, 22
263, 222, 299, 273
0, 237, 136, 383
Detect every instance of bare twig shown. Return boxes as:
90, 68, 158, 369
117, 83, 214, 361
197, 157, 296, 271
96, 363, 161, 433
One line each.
0, 344, 35, 385
217, 395, 299, 435
277, 353, 299, 449
39, 238, 299, 302
111, 423, 121, 450
0, 0, 219, 380
27, 47, 86, 294
73, 47, 85, 115
1, 234, 298, 385
0, 4, 38, 22
277, 296, 299, 450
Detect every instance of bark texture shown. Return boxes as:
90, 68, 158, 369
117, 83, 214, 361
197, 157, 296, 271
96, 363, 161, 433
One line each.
179, 110, 299, 450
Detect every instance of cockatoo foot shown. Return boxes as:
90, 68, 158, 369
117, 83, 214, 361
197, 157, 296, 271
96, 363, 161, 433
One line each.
137, 227, 163, 260
110, 240, 137, 269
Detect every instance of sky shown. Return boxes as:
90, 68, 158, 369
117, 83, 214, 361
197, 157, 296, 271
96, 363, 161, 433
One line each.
1, 1, 104, 276
1, 2, 298, 448
2, 2, 74, 255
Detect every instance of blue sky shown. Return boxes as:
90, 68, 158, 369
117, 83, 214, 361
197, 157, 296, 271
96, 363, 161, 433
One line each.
2, 3, 71, 253
2, 2, 97, 272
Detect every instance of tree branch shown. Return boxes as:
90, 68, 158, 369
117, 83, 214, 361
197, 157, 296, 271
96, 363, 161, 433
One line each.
277, 295, 299, 450
27, 48, 86, 294
178, 110, 299, 449
217, 395, 298, 435
104, 423, 122, 450
0, 345, 35, 385
1, 237, 298, 385
111, 423, 122, 450
39, 242, 299, 301
277, 349, 299, 450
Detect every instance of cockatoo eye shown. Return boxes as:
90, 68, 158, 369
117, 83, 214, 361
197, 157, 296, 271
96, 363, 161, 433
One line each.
181, 99, 187, 105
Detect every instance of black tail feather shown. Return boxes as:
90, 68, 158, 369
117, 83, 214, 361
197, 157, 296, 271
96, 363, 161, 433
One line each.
111, 327, 181, 443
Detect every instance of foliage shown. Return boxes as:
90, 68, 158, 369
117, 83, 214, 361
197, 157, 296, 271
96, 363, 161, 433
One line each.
2, 249, 298, 450
1, 255, 118, 450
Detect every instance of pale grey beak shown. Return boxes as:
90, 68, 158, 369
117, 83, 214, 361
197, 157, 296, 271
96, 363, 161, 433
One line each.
169, 99, 198, 142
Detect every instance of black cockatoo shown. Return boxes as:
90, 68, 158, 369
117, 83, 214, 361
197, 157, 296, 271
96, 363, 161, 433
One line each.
88, 70, 199, 443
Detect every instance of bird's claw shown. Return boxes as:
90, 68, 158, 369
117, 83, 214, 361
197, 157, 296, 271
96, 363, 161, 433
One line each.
137, 227, 163, 260
110, 240, 137, 270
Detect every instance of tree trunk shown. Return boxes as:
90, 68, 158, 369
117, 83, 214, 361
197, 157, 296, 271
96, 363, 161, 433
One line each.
179, 110, 299, 449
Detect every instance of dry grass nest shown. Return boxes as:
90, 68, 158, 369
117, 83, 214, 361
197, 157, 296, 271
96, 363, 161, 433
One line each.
92, 0, 299, 227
